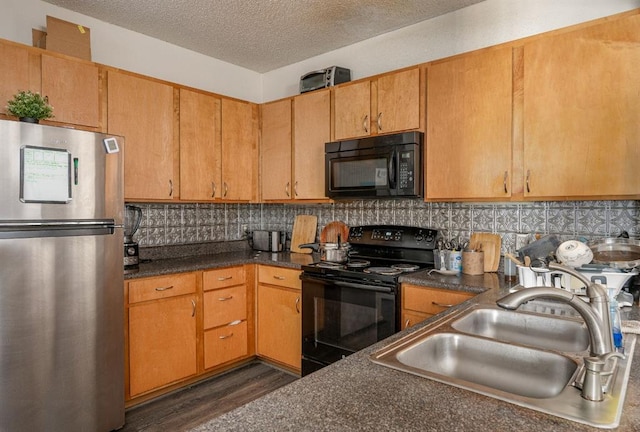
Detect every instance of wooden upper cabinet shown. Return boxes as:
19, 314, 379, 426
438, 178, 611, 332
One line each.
333, 68, 421, 141
522, 13, 640, 199
376, 67, 421, 134
180, 88, 221, 201
0, 43, 33, 117
293, 89, 330, 200
261, 99, 292, 201
425, 47, 513, 200
41, 54, 100, 128
221, 98, 258, 201
107, 70, 176, 201
333, 80, 371, 140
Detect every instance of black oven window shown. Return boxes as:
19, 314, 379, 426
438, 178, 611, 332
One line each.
313, 290, 395, 353
332, 158, 388, 188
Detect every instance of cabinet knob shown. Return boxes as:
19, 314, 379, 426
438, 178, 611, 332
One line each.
377, 112, 383, 131
285, 182, 290, 197
294, 181, 298, 197
295, 296, 300, 314
169, 179, 173, 197
223, 182, 229, 198
212, 182, 216, 198
191, 299, 196, 317
526, 169, 531, 193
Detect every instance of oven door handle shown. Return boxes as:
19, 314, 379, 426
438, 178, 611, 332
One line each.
333, 280, 394, 294
388, 149, 397, 190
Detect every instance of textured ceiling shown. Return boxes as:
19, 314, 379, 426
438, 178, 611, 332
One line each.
42, 0, 485, 72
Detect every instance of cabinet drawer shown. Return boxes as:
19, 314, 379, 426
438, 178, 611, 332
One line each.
204, 320, 248, 369
129, 273, 197, 304
203, 266, 246, 290
258, 266, 301, 290
402, 285, 473, 315
203, 285, 247, 329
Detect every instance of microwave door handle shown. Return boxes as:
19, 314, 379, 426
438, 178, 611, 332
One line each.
300, 69, 327, 79
388, 150, 397, 189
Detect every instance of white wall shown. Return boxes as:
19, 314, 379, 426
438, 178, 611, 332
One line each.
262, 0, 640, 101
0, 0, 263, 102
1, 0, 638, 103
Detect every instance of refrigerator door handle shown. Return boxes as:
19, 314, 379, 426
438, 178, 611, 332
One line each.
0, 219, 119, 239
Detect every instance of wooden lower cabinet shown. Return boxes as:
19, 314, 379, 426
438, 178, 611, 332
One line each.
202, 266, 251, 370
127, 273, 198, 398
401, 284, 474, 330
256, 266, 301, 371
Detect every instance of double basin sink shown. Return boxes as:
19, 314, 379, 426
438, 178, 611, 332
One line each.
371, 299, 636, 429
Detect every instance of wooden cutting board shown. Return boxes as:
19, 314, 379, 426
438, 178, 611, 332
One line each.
320, 221, 349, 243
470, 233, 502, 272
290, 215, 318, 254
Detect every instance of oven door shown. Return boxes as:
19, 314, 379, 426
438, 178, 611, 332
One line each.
301, 274, 397, 376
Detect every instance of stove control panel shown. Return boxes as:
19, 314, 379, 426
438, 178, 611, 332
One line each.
348, 225, 438, 250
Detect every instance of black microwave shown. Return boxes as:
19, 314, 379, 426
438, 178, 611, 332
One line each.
325, 132, 423, 199
299, 66, 351, 94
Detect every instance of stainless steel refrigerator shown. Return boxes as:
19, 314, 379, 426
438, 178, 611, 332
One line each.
0, 119, 125, 431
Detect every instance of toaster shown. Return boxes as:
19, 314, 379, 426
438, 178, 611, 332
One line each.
251, 230, 284, 252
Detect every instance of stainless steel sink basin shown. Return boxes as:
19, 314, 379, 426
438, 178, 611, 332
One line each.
395, 332, 577, 399
451, 308, 589, 352
371, 301, 636, 429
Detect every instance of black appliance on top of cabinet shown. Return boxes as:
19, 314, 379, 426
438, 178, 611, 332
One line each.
300, 224, 438, 376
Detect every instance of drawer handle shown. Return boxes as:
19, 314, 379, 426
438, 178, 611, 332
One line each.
432, 301, 454, 308
219, 332, 234, 340
273, 275, 286, 280
191, 299, 196, 317
217, 276, 233, 281
155, 285, 174, 292
217, 295, 233, 301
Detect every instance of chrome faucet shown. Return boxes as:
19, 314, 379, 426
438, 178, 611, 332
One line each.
496, 262, 619, 401
497, 262, 614, 356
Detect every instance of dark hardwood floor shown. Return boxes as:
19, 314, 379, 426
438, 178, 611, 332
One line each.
119, 362, 298, 432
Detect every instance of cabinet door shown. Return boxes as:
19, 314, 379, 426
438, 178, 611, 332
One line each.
261, 99, 292, 201
257, 284, 301, 370
41, 54, 99, 128
523, 14, 640, 199
128, 295, 197, 397
376, 68, 420, 134
0, 43, 34, 116
180, 88, 221, 200
221, 98, 258, 201
108, 71, 175, 201
333, 80, 371, 140
426, 47, 513, 200
293, 89, 330, 200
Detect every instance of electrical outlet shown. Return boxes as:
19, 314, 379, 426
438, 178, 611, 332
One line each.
241, 224, 248, 239
515, 234, 529, 251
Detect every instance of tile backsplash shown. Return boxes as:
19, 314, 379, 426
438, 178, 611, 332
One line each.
130, 200, 640, 253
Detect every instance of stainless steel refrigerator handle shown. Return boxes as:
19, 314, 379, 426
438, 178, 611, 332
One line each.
0, 219, 118, 239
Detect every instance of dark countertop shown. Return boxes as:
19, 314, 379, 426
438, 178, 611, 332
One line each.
126, 249, 640, 431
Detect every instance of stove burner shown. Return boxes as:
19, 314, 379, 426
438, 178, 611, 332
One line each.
363, 266, 403, 276
391, 263, 420, 272
346, 259, 371, 268
314, 262, 346, 269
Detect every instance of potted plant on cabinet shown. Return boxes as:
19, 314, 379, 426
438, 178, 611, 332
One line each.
6, 90, 54, 123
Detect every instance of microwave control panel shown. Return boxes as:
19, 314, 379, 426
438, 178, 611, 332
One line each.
398, 150, 414, 190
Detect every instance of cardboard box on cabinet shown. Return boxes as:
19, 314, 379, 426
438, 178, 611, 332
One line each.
32, 16, 91, 61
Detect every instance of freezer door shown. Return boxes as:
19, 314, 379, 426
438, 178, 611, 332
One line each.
0, 119, 123, 223
0, 230, 124, 432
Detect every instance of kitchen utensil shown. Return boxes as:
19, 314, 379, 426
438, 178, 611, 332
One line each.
320, 221, 349, 243
298, 242, 351, 263
517, 234, 561, 263
556, 240, 593, 267
469, 233, 501, 272
588, 237, 640, 269
504, 252, 523, 266
291, 215, 318, 254
462, 251, 484, 275
124, 204, 143, 267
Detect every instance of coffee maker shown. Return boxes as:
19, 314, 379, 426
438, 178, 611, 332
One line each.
124, 205, 143, 268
